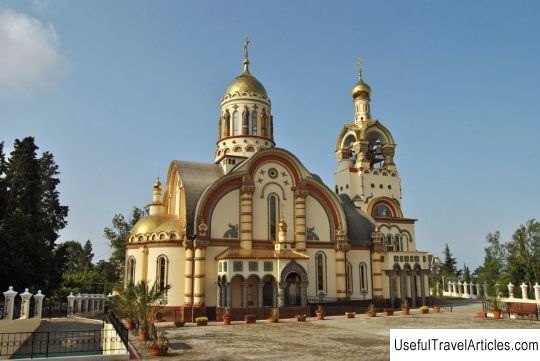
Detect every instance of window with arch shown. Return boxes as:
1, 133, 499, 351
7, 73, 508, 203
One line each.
156, 255, 168, 292
359, 263, 368, 291
346, 261, 353, 295
401, 234, 409, 251
252, 110, 258, 135
385, 234, 394, 252
373, 203, 393, 218
316, 252, 327, 292
268, 193, 280, 241
127, 257, 136, 284
232, 111, 239, 135
394, 234, 401, 252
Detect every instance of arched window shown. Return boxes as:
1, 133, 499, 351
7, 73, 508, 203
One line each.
252, 110, 258, 135
359, 263, 368, 291
401, 234, 409, 251
394, 234, 401, 252
156, 255, 168, 292
232, 111, 239, 135
346, 261, 353, 295
316, 252, 327, 292
268, 193, 280, 240
386, 234, 394, 252
373, 203, 393, 218
127, 257, 136, 284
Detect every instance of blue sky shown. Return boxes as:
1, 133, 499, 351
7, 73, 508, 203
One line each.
1, 0, 539, 271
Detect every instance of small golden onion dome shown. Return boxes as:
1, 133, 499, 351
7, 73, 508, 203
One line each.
224, 60, 268, 97
352, 79, 371, 99
153, 177, 162, 191
131, 214, 182, 235
278, 217, 287, 233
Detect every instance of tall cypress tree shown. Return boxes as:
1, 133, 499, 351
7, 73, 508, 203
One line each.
0, 137, 68, 291
0, 142, 7, 220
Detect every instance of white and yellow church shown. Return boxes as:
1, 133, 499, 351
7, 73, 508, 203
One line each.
125, 40, 430, 316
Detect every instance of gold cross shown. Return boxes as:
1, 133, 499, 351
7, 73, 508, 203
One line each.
243, 36, 251, 60
356, 58, 364, 79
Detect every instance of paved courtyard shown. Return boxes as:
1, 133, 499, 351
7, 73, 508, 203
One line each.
130, 301, 540, 361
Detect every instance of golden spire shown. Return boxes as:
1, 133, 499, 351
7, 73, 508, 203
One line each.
242, 36, 251, 74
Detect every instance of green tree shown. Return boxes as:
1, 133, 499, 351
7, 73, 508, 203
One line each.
441, 243, 458, 276
0, 137, 68, 291
505, 219, 540, 291
0, 142, 8, 220
104, 207, 146, 283
462, 264, 471, 283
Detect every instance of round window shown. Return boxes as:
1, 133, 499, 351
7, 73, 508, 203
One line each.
268, 168, 278, 179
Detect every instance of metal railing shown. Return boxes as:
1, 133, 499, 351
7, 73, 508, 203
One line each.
0, 328, 125, 358
106, 311, 129, 347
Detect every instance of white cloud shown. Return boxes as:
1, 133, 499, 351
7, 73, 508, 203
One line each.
0, 8, 63, 96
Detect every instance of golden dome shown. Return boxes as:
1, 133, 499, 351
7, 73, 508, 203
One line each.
278, 217, 287, 233
352, 79, 371, 99
153, 177, 162, 191
131, 213, 182, 235
224, 65, 267, 97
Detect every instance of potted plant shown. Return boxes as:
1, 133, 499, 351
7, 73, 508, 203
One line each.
195, 316, 208, 326
491, 297, 502, 320
148, 332, 168, 356
223, 309, 231, 325
316, 305, 324, 320
367, 304, 376, 317
383, 308, 394, 316
296, 314, 307, 322
433, 305, 441, 313
401, 300, 410, 316
345, 311, 356, 318
476, 311, 487, 319
174, 319, 185, 327
419, 305, 429, 314
268, 307, 279, 323
245, 314, 256, 324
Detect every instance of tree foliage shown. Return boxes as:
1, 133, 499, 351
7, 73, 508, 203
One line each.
441, 243, 458, 277
104, 206, 146, 283
477, 219, 540, 297
0, 137, 68, 292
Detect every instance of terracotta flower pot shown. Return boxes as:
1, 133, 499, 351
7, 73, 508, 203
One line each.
316, 311, 324, 320
367, 311, 376, 317
433, 305, 441, 313
296, 315, 306, 322
402, 307, 410, 315
493, 309, 501, 320
476, 311, 487, 319
223, 316, 231, 325
245, 315, 256, 324
383, 309, 394, 316
149, 348, 167, 356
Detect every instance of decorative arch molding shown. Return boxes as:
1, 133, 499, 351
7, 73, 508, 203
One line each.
280, 261, 308, 283
246, 274, 261, 281
364, 121, 395, 145
368, 196, 403, 218
196, 148, 348, 241
260, 181, 288, 200
231, 274, 246, 283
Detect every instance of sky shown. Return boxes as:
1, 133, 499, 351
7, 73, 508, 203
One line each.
1, 0, 539, 271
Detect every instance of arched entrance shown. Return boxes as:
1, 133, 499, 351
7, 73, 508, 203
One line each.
279, 261, 308, 306
262, 275, 277, 306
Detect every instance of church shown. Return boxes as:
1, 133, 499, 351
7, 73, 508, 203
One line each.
124, 40, 430, 317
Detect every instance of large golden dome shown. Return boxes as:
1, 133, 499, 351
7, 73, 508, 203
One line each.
131, 213, 183, 235
352, 79, 371, 99
224, 60, 267, 97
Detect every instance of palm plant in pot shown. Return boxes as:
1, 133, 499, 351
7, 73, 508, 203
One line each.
491, 297, 502, 319
149, 332, 169, 356
133, 280, 170, 340
316, 305, 324, 320
223, 308, 231, 325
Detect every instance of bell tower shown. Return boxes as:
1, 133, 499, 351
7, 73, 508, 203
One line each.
333, 60, 401, 218
215, 37, 274, 173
